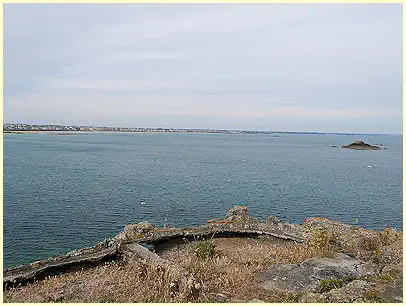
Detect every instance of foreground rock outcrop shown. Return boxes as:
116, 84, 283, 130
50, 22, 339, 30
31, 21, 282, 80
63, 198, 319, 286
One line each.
3, 206, 304, 289
3, 206, 403, 303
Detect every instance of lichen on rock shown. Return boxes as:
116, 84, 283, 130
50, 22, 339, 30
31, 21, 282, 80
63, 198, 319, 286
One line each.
226, 205, 249, 220
323, 280, 375, 302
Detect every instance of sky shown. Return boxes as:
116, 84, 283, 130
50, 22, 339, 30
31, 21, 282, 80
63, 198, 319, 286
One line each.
4, 4, 403, 134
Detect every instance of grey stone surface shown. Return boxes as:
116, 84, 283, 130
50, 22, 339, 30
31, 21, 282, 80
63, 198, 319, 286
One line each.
298, 292, 324, 303
379, 277, 403, 303
258, 253, 362, 293
357, 260, 380, 275
323, 280, 374, 303
120, 243, 168, 266
248, 299, 265, 303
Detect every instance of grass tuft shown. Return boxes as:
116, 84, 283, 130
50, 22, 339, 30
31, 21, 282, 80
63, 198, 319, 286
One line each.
305, 226, 335, 257
343, 275, 358, 284
190, 240, 216, 259
319, 278, 342, 293
379, 228, 401, 246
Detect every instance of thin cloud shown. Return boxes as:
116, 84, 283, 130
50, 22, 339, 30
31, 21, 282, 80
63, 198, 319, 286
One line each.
4, 3, 402, 133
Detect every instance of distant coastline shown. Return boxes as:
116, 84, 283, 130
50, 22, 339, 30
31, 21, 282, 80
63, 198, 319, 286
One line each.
3, 123, 394, 136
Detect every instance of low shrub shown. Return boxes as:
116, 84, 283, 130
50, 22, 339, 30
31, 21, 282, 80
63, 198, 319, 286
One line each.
343, 275, 358, 284
359, 234, 381, 251
307, 227, 334, 257
319, 279, 342, 293
190, 240, 216, 259
276, 292, 302, 303
379, 228, 401, 246
365, 290, 385, 302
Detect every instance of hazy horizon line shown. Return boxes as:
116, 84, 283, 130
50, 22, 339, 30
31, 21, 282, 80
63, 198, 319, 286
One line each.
3, 122, 402, 136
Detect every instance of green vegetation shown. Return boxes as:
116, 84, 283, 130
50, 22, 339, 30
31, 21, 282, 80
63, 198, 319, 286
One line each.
274, 292, 302, 303
343, 275, 358, 284
190, 240, 216, 259
319, 278, 342, 293
306, 227, 334, 257
365, 290, 385, 302
377, 273, 393, 281
360, 227, 400, 252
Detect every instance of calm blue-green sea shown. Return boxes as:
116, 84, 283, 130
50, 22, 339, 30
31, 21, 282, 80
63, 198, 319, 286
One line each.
3, 132, 402, 267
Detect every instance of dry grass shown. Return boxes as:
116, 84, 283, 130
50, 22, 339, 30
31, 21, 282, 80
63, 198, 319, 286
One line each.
4, 235, 332, 303
158, 236, 338, 302
379, 228, 402, 246
304, 219, 403, 263
4, 228, 402, 303
3, 261, 185, 303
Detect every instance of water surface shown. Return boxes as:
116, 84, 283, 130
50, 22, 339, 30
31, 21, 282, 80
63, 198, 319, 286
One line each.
4, 132, 402, 267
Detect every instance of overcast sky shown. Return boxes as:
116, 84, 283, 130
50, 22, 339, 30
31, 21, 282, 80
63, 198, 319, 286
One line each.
4, 4, 402, 133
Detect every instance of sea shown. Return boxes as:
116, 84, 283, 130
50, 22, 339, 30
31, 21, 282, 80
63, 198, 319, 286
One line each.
3, 132, 403, 267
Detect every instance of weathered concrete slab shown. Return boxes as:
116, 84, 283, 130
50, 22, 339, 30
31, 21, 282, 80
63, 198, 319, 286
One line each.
114, 206, 306, 246
120, 242, 202, 300
120, 222, 305, 246
121, 243, 169, 266
3, 244, 118, 289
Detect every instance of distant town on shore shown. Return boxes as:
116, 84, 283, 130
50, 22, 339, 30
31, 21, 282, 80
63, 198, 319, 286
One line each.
2, 123, 381, 136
